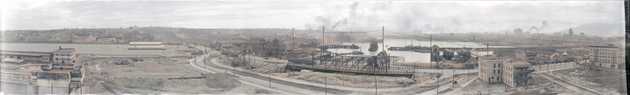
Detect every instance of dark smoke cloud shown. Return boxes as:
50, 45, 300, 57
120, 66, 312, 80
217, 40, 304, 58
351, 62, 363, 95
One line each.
310, 1, 623, 35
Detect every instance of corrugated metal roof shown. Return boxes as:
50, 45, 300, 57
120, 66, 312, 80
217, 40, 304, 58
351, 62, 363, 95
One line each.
129, 42, 163, 45
0, 52, 51, 56
55, 49, 76, 53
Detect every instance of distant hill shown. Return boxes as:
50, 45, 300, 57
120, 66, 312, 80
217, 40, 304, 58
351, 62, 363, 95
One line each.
1, 27, 306, 44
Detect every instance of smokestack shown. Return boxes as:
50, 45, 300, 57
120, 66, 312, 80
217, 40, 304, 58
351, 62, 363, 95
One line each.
291, 28, 295, 50
382, 26, 385, 52
321, 26, 325, 64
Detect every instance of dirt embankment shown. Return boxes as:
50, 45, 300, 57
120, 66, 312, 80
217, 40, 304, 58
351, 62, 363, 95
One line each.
81, 56, 252, 94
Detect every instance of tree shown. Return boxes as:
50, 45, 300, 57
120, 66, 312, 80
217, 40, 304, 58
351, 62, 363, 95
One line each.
270, 38, 286, 58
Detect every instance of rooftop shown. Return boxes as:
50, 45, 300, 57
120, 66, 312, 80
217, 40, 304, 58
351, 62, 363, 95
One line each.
589, 44, 618, 48
508, 61, 530, 67
129, 42, 163, 45
53, 47, 76, 53
479, 55, 500, 60
0, 51, 51, 56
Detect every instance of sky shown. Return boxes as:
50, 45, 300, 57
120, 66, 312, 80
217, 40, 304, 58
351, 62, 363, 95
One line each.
1, 0, 625, 34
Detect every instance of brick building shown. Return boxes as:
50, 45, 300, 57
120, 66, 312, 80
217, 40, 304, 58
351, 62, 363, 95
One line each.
590, 45, 625, 69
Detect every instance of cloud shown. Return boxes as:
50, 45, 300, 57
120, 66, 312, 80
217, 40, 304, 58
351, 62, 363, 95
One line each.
1, 0, 624, 34
3, 0, 321, 29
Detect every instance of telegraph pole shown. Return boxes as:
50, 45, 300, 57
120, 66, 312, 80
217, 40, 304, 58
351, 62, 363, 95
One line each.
50, 79, 53, 94
321, 26, 325, 65
82, 62, 87, 95
325, 76, 328, 95
321, 26, 328, 95
375, 76, 378, 95
291, 28, 296, 50
436, 74, 440, 95
25, 78, 29, 95
452, 69, 455, 88
373, 66, 378, 95
0, 50, 2, 92
430, 33, 433, 68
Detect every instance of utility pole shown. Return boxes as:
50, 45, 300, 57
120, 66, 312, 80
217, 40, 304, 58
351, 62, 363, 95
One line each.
436, 74, 440, 95
430, 33, 433, 68
321, 26, 328, 95
82, 62, 87, 95
374, 66, 378, 95
321, 26, 325, 66
25, 78, 29, 95
452, 69, 455, 88
50, 79, 53, 95
381, 26, 389, 71
291, 28, 296, 50
377, 26, 384, 95
325, 76, 328, 95
0, 51, 2, 92
375, 76, 378, 95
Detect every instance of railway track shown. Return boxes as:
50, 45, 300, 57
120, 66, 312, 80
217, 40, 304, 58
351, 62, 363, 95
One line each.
189, 44, 482, 95
540, 73, 600, 95
189, 52, 315, 95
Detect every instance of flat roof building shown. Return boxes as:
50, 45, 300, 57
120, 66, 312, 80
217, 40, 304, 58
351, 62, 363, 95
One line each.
478, 55, 504, 84
0, 51, 52, 63
52, 47, 78, 64
479, 55, 534, 88
502, 61, 534, 87
590, 45, 625, 69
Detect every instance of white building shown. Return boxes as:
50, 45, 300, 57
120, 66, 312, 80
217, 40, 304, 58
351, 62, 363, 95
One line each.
52, 47, 77, 64
590, 45, 625, 69
502, 61, 533, 87
478, 55, 504, 83
478, 54, 534, 87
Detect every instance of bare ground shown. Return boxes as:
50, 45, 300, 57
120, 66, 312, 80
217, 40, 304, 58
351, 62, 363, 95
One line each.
79, 56, 271, 94
553, 67, 627, 95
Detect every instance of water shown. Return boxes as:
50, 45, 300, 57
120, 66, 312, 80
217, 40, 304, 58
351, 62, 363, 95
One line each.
0, 43, 184, 56
327, 39, 502, 63
384, 39, 486, 48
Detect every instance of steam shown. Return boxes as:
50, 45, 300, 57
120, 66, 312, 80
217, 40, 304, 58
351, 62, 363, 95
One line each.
308, 1, 622, 34
310, 1, 458, 33
312, 2, 392, 32
314, 2, 358, 31
525, 21, 548, 33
